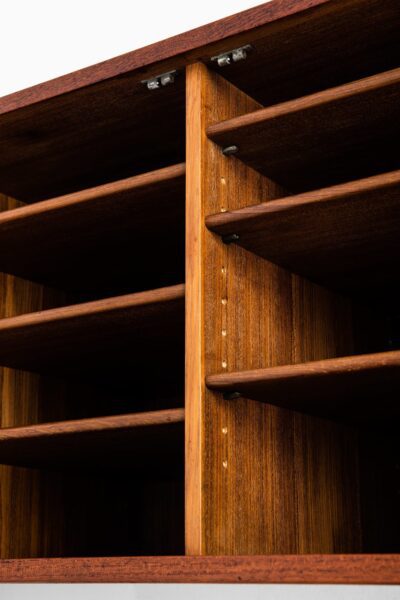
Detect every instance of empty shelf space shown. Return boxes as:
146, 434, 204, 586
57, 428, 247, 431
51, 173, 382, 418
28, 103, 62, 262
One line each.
207, 67, 400, 191
0, 435, 185, 557
206, 350, 400, 421
0, 283, 185, 375
0, 163, 185, 293
0, 408, 184, 469
206, 170, 400, 290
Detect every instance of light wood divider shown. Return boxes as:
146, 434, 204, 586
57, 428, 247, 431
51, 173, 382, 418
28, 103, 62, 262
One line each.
185, 63, 362, 555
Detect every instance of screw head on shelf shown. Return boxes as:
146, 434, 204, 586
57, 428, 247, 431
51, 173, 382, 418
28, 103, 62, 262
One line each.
160, 72, 175, 86
222, 145, 239, 156
142, 70, 177, 90
146, 79, 161, 90
223, 391, 242, 400
232, 47, 248, 62
222, 233, 240, 245
217, 54, 231, 67
211, 45, 253, 67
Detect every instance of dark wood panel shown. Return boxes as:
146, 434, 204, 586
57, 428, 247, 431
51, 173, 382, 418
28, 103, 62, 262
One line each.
207, 68, 400, 191
0, 409, 184, 469
0, 163, 185, 293
0, 467, 184, 558
0, 554, 399, 583
359, 429, 400, 553
0, 284, 185, 375
207, 350, 400, 421
206, 170, 400, 291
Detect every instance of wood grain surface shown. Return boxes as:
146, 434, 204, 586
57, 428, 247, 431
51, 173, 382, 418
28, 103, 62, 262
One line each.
0, 140, 186, 560
0, 284, 185, 374
207, 350, 400, 421
0, 163, 185, 294
0, 466, 185, 559
0, 554, 399, 583
0, 201, 185, 557
0, 78, 186, 202
185, 63, 361, 555
207, 67, 400, 191
206, 169, 400, 290
0, 408, 184, 469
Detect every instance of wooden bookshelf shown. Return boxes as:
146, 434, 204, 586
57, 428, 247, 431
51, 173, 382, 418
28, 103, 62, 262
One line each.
0, 0, 399, 584
0, 555, 399, 584
207, 67, 400, 191
0, 163, 185, 289
0, 284, 185, 373
206, 170, 400, 290
206, 351, 400, 421
0, 409, 184, 469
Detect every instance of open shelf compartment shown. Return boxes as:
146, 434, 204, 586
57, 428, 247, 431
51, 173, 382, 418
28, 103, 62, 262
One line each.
207, 68, 400, 192
206, 169, 400, 291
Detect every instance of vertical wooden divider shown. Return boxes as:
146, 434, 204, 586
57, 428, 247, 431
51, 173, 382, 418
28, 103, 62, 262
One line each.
185, 63, 362, 555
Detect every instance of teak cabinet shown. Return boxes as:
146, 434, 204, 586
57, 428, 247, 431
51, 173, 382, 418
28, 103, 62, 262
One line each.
0, 0, 399, 584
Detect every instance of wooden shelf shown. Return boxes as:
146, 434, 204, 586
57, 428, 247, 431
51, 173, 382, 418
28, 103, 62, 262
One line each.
0, 554, 398, 584
0, 408, 184, 470
0, 163, 185, 290
206, 170, 400, 290
207, 68, 400, 191
0, 284, 185, 375
0, 80, 185, 203
206, 351, 400, 421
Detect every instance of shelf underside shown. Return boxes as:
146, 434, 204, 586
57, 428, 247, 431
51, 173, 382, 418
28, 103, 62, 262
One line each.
0, 554, 398, 583
207, 351, 400, 421
0, 409, 184, 470
0, 77, 185, 202
206, 170, 400, 291
207, 0, 400, 109
0, 283, 185, 376
207, 68, 400, 192
0, 163, 185, 292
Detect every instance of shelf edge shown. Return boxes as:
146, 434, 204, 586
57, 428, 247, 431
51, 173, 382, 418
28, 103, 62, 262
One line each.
0, 554, 398, 583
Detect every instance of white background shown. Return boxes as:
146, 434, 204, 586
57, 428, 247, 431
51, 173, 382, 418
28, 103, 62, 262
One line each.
0, 584, 399, 598
0, 0, 266, 97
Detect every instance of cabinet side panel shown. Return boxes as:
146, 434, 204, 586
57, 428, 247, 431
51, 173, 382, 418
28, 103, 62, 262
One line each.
185, 63, 361, 554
